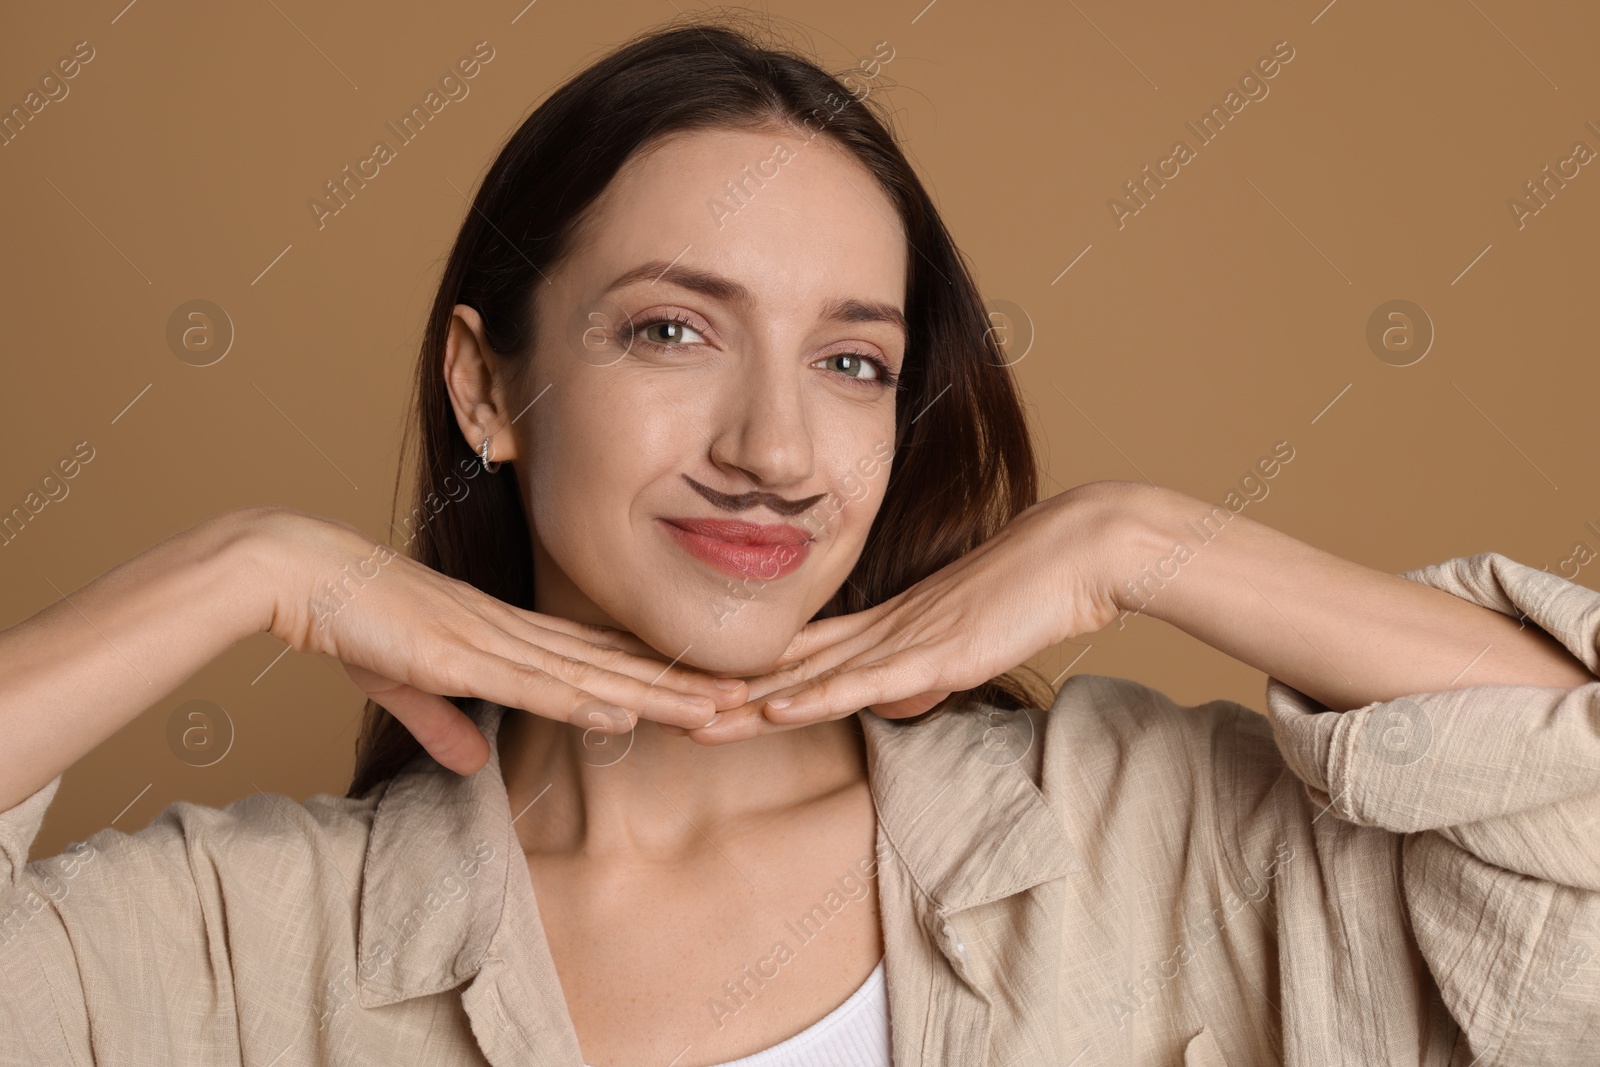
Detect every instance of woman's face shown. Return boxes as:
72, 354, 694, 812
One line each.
473, 125, 907, 676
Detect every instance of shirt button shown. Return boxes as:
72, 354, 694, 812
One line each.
940, 919, 967, 961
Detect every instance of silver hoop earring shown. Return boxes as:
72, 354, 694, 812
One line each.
479, 436, 501, 473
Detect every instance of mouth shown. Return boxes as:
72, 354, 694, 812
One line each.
658, 517, 813, 580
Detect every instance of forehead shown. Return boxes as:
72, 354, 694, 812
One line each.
565, 125, 907, 313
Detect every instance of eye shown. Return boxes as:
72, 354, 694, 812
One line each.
631, 312, 706, 348
818, 351, 899, 389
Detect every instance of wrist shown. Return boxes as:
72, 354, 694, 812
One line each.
1103, 484, 1235, 621
1067, 481, 1192, 619
207, 505, 310, 641
1043, 480, 1173, 629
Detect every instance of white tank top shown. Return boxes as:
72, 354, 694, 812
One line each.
582, 957, 889, 1067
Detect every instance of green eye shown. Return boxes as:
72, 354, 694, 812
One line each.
825, 353, 879, 379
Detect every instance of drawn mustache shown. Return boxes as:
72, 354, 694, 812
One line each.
683, 475, 827, 517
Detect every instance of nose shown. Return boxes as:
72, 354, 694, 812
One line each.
706, 348, 815, 496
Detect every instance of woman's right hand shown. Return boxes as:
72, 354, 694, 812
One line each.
251, 506, 748, 775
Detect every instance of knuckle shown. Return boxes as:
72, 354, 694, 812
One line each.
546, 651, 599, 686
435, 651, 486, 695
770, 661, 809, 688
507, 660, 555, 692
593, 644, 647, 677
578, 619, 629, 644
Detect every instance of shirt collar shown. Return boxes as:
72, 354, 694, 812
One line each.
355, 696, 517, 1007
355, 696, 1075, 1008
857, 704, 1077, 913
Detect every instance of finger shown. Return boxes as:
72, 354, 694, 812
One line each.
747, 645, 893, 717
579, 639, 748, 707
740, 615, 894, 702
868, 689, 953, 719
503, 606, 690, 664
763, 649, 946, 725
438, 646, 648, 734
769, 608, 881, 669
490, 604, 749, 707
456, 622, 724, 729
509, 644, 727, 729
342, 663, 490, 776
679, 701, 810, 746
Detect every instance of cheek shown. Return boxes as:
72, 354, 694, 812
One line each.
523, 388, 681, 559
531, 395, 631, 482
815, 433, 894, 544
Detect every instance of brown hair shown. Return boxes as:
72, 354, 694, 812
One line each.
346, 14, 1054, 799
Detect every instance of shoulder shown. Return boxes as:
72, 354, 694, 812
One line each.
152, 783, 381, 868
29, 781, 385, 905
1038, 671, 1279, 778
1, 782, 392, 1065
945, 673, 1281, 802
1030, 672, 1298, 845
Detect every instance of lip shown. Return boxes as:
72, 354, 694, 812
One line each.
658, 518, 813, 580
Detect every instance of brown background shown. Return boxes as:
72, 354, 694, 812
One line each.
5, 0, 1596, 861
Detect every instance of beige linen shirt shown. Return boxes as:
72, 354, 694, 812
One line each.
3, 551, 1598, 1066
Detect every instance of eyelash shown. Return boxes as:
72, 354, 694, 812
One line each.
626, 311, 901, 390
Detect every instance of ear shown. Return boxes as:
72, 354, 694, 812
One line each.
443, 304, 523, 464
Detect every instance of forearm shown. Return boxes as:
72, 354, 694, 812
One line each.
1106, 482, 1596, 712
0, 507, 278, 812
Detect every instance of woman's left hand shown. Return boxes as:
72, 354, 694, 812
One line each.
664, 481, 1144, 745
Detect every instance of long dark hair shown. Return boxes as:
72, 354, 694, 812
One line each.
346, 14, 1054, 799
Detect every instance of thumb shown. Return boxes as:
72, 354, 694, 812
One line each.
342, 662, 491, 776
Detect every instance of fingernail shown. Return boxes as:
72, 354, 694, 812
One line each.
713, 677, 745, 691
681, 695, 717, 714
765, 697, 793, 711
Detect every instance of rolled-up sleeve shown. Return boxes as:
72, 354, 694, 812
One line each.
2, 771, 96, 1063
2, 774, 252, 1064
1263, 551, 1600, 1064
1, 773, 66, 892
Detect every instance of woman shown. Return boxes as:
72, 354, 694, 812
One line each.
2, 17, 1596, 1067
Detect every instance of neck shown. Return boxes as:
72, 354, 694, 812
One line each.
498, 709, 869, 861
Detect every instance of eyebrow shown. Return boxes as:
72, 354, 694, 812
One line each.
602, 260, 907, 336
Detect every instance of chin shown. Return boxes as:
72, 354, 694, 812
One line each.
631, 612, 799, 677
